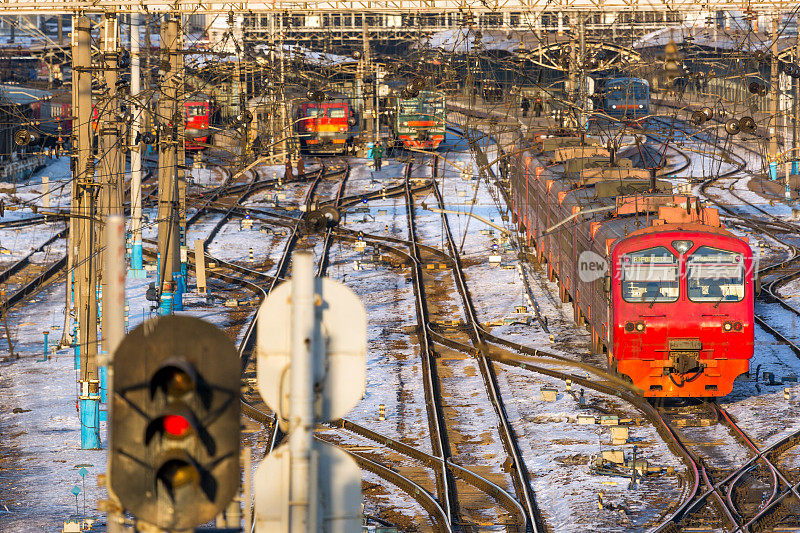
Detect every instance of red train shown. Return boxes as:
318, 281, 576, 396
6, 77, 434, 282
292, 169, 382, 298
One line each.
184, 95, 213, 150
510, 138, 755, 397
295, 99, 354, 154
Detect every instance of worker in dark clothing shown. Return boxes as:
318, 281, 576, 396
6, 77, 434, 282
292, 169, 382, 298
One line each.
521, 96, 530, 117
296, 156, 304, 177
284, 157, 293, 182
374, 142, 384, 171
533, 96, 544, 117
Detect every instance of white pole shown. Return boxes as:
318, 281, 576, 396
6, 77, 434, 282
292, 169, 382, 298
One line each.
289, 251, 315, 532
103, 214, 126, 533
42, 176, 49, 208
102, 215, 125, 361
130, 10, 144, 274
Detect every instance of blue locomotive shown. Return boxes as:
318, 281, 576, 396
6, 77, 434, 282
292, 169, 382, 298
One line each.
602, 77, 650, 119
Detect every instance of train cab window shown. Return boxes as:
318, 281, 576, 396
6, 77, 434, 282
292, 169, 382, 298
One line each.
687, 246, 745, 303
621, 246, 679, 303
186, 105, 207, 118
304, 108, 324, 118
328, 108, 346, 118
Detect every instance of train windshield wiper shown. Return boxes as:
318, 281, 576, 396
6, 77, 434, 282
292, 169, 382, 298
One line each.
646, 290, 662, 308
713, 292, 726, 308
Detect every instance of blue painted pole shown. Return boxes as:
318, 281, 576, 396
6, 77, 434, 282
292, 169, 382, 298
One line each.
99, 365, 107, 403
79, 398, 101, 449
793, 160, 800, 175
128, 240, 146, 278
770, 161, 778, 180
73, 325, 80, 370
159, 290, 174, 316
173, 273, 184, 311
42, 331, 49, 362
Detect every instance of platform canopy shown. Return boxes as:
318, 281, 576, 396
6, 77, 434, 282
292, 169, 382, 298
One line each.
0, 0, 796, 15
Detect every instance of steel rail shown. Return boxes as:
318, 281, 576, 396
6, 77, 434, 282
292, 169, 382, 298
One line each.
427, 163, 542, 533
402, 161, 460, 528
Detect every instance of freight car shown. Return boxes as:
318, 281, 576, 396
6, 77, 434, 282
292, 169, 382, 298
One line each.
510, 137, 754, 397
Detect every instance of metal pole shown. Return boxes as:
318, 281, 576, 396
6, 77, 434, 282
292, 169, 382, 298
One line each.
289, 251, 315, 532
75, 15, 101, 449
176, 21, 187, 308
578, 12, 586, 130
279, 15, 288, 159
770, 14, 779, 180
103, 214, 126, 533
794, 29, 800, 176
99, 13, 123, 320
243, 446, 253, 533
362, 21, 374, 143
61, 13, 79, 348
129, 10, 145, 277
157, 16, 180, 315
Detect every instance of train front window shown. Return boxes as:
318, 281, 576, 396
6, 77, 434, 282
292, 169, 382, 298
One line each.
328, 108, 346, 118
186, 105, 206, 118
621, 246, 679, 303
304, 108, 323, 118
687, 246, 745, 303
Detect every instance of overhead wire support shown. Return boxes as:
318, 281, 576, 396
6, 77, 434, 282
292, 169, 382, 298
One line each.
74, 14, 102, 450
156, 14, 182, 315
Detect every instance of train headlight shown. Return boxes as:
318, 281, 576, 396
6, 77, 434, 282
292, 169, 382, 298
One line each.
625, 322, 634, 332
671, 240, 694, 254
612, 105, 617, 110
733, 322, 743, 331
635, 322, 645, 332
638, 104, 644, 109
723, 321, 733, 331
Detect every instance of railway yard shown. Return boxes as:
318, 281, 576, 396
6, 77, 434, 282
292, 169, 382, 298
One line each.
5, 5, 800, 533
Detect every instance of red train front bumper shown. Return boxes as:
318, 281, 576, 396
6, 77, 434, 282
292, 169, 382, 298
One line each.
618, 358, 749, 397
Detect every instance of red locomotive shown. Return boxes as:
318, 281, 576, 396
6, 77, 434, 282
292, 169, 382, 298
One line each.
511, 140, 755, 398
184, 95, 213, 150
295, 99, 354, 154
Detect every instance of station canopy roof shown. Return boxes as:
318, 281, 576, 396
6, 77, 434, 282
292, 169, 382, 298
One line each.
633, 24, 798, 55
0, 84, 52, 106
416, 28, 544, 54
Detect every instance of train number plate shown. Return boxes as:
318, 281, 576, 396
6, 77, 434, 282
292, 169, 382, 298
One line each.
668, 339, 702, 351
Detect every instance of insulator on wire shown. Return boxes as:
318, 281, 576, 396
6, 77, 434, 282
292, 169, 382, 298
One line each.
725, 118, 741, 135
739, 116, 756, 134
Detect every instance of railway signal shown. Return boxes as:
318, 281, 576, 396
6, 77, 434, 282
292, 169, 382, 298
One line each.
109, 316, 240, 531
254, 252, 365, 532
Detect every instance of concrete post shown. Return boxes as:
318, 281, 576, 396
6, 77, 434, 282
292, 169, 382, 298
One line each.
129, 10, 145, 277
157, 16, 181, 315
75, 16, 101, 449
770, 14, 779, 180
289, 252, 315, 532
42, 176, 49, 208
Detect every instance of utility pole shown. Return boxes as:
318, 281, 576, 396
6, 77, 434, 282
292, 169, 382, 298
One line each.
362, 21, 374, 143
62, 13, 79, 347
569, 24, 577, 130
794, 29, 800, 176
157, 16, 181, 314
268, 14, 276, 162
279, 14, 288, 159
578, 12, 587, 131
99, 14, 124, 291
129, 10, 145, 277
74, 16, 101, 449
770, 14, 779, 180
177, 23, 187, 294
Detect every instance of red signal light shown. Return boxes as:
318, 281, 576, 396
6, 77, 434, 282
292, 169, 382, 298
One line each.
163, 415, 191, 438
